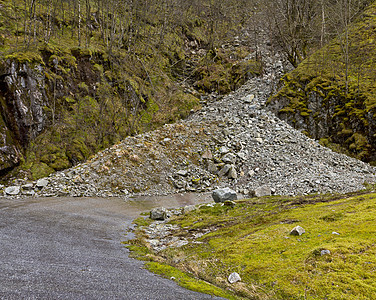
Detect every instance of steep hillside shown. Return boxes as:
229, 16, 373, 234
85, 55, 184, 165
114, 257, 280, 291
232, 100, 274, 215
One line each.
0, 0, 261, 181
267, 1, 376, 163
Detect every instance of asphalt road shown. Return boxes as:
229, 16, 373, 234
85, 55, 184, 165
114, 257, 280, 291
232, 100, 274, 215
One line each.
0, 194, 223, 299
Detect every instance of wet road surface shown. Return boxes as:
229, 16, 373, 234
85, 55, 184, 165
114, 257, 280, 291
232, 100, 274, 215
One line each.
0, 194, 223, 299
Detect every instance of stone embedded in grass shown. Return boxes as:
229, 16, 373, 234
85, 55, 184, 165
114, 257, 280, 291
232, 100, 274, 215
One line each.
321, 249, 331, 256
170, 239, 189, 248
224, 200, 236, 207
332, 231, 340, 235
290, 225, 305, 236
150, 207, 170, 220
212, 187, 237, 203
148, 239, 160, 247
228, 272, 241, 284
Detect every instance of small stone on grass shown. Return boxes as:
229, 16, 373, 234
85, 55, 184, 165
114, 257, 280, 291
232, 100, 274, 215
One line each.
321, 249, 331, 256
290, 225, 305, 236
228, 272, 241, 284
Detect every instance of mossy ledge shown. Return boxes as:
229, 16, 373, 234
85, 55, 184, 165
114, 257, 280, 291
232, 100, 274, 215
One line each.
267, 1, 376, 163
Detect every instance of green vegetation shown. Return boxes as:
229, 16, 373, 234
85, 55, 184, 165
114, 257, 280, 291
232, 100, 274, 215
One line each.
194, 47, 262, 94
130, 190, 376, 299
268, 1, 376, 162
146, 262, 238, 299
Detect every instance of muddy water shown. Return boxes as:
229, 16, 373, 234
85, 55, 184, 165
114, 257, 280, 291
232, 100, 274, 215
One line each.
0, 193, 223, 300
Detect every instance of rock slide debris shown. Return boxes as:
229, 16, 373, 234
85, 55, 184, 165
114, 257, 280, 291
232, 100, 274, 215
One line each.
212, 188, 238, 203
2, 49, 376, 199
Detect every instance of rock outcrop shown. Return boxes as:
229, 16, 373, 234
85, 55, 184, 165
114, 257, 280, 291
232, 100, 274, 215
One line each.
0, 58, 46, 173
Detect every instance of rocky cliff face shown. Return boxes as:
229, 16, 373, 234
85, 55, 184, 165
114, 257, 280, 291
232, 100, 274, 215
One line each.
0, 49, 149, 179
0, 58, 47, 173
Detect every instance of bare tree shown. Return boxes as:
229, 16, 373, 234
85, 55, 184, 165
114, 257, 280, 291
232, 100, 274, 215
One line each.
266, 0, 319, 67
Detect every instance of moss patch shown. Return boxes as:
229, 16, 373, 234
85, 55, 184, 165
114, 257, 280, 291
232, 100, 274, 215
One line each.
193, 47, 262, 94
5, 51, 44, 65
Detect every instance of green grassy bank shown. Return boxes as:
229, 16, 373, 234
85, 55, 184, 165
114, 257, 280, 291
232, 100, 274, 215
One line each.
129, 190, 376, 299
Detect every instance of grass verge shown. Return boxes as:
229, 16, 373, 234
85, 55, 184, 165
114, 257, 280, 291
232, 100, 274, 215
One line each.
128, 190, 376, 299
